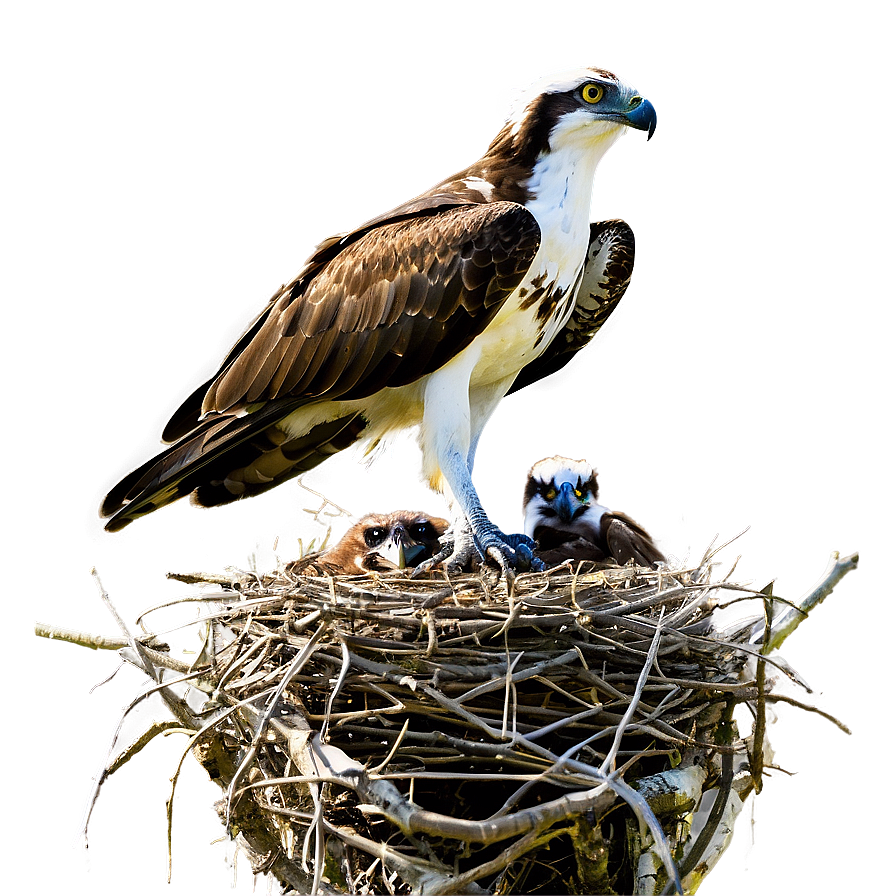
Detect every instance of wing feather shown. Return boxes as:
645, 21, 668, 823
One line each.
162, 192, 480, 442
201, 202, 539, 415
103, 200, 541, 528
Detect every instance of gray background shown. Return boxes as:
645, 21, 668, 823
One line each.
0, 2, 894, 893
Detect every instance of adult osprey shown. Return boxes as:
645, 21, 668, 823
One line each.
523, 456, 665, 568
101, 68, 656, 573
291, 511, 449, 576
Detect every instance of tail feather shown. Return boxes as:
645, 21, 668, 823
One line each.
101, 405, 366, 531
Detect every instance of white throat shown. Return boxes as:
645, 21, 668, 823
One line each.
523, 119, 623, 260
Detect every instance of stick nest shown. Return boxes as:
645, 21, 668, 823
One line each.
130, 555, 799, 894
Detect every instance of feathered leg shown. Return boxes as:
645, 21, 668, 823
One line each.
415, 369, 541, 575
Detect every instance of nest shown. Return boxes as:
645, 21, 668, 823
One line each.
60, 548, 857, 895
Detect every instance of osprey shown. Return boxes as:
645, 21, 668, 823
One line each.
291, 511, 449, 576
101, 68, 656, 573
523, 456, 665, 568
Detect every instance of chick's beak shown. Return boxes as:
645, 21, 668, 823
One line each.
368, 526, 431, 570
554, 482, 584, 524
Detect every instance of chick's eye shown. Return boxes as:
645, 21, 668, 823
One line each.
581, 83, 604, 104
364, 527, 385, 546
413, 524, 431, 538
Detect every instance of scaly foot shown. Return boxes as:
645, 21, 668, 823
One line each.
413, 524, 544, 576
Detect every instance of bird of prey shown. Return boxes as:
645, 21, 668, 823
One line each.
101, 68, 656, 573
291, 510, 449, 576
523, 456, 665, 567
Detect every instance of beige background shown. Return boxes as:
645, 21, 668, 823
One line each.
9, 2, 891, 893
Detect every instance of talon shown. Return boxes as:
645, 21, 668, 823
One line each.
472, 527, 540, 573
411, 527, 479, 576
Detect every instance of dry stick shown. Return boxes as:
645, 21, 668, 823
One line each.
342, 634, 684, 892
34, 622, 161, 651
214, 615, 264, 694
72, 675, 203, 849
764, 694, 852, 734
135, 588, 232, 622
303, 772, 326, 896
488, 728, 611, 821
166, 570, 247, 587
534, 674, 606, 710
87, 656, 127, 692
447, 822, 577, 894
599, 608, 666, 777
133, 603, 287, 648
106, 720, 189, 775
661, 703, 736, 895
307, 728, 616, 847
698, 528, 750, 569
165, 700, 250, 881
752, 550, 860, 652
296, 476, 354, 522
750, 588, 774, 794
223, 621, 329, 824
454, 648, 581, 704
594, 608, 685, 895
306, 637, 352, 895
368, 719, 411, 775
79, 603, 211, 843
261, 801, 452, 894
524, 706, 608, 741
320, 639, 352, 744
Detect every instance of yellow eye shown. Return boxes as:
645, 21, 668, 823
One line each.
581, 83, 604, 104
574, 489, 583, 499
545, 488, 557, 501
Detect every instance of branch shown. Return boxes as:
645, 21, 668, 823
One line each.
750, 551, 859, 653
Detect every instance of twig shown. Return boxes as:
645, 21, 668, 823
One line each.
600, 608, 666, 776
751, 551, 859, 652
34, 622, 165, 651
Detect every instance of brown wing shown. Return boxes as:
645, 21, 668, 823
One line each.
164, 202, 540, 437
602, 511, 665, 567
103, 202, 540, 530
535, 537, 608, 567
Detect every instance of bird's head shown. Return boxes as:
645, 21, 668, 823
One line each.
522, 456, 607, 544
350, 511, 449, 573
503, 67, 656, 164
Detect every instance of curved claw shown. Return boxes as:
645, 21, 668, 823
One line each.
512, 539, 546, 573
498, 532, 547, 572
473, 528, 542, 574
411, 543, 453, 578
411, 527, 478, 577
412, 527, 545, 576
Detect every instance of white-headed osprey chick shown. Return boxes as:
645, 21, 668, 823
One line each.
523, 456, 664, 568
295, 511, 449, 576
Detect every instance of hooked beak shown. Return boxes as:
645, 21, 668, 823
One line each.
621, 96, 657, 140
553, 482, 585, 524
368, 527, 428, 570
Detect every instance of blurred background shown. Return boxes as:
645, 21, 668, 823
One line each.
7, 1, 892, 893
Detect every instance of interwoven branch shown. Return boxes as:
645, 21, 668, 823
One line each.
38, 549, 858, 894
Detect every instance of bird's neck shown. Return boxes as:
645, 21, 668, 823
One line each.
459, 126, 623, 264
521, 131, 620, 252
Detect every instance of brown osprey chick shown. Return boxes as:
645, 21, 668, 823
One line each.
296, 511, 449, 576
523, 456, 665, 568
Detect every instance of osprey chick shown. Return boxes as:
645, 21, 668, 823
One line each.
523, 456, 665, 567
101, 68, 655, 573
294, 511, 448, 576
